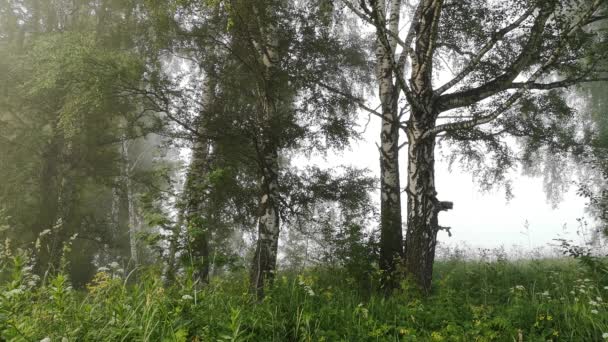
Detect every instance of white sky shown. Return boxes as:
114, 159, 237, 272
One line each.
297, 113, 595, 253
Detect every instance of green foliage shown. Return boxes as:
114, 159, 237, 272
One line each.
2, 248, 608, 341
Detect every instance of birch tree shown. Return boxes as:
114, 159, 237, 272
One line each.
343, 0, 608, 292
162, 0, 371, 297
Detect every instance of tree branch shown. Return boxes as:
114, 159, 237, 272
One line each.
434, 6, 535, 95
437, 3, 554, 111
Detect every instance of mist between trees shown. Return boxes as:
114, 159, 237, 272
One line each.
0, 0, 607, 302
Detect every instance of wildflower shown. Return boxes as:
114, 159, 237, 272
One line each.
27, 280, 37, 287
591, 309, 599, 314
97, 266, 109, 272
570, 291, 575, 295
541, 291, 550, 296
108, 262, 119, 269
515, 285, 525, 291
602, 332, 608, 339
590, 300, 599, 306
604, 286, 608, 290
598, 297, 603, 302
116, 268, 124, 274
39, 229, 51, 237
579, 288, 586, 293
4, 288, 23, 298
181, 294, 193, 301
584, 278, 591, 282
40, 338, 51, 342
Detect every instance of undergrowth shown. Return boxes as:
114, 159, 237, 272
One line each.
1, 251, 608, 341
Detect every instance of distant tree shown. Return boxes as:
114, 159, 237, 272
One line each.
0, 0, 166, 284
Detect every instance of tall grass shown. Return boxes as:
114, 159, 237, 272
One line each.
1, 250, 607, 341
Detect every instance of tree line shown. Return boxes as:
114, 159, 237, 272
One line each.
0, 0, 606, 297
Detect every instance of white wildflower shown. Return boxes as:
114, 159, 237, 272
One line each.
22, 265, 33, 273
590, 300, 599, 306
181, 294, 193, 301
604, 286, 608, 290
27, 280, 37, 287
570, 291, 575, 295
597, 297, 603, 302
61, 337, 68, 342
40, 337, 51, 342
39, 229, 51, 237
108, 262, 119, 269
515, 285, 525, 291
603, 332, 608, 339
541, 291, 550, 296
584, 278, 592, 282
5, 288, 23, 298
116, 268, 124, 274
591, 309, 599, 314
97, 267, 109, 272
579, 288, 586, 293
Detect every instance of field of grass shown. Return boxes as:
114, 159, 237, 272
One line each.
1, 252, 608, 341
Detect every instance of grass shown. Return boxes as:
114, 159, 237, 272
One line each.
1, 251, 608, 341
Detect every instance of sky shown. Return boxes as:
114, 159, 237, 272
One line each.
297, 112, 596, 254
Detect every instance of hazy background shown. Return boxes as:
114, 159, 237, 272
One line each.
297, 112, 591, 253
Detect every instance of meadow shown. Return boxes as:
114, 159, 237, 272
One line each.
1, 247, 607, 341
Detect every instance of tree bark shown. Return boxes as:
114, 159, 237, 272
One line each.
183, 129, 212, 284
378, 63, 403, 287
33, 129, 63, 277
375, 0, 404, 290
250, 145, 280, 298
121, 139, 139, 267
249, 3, 282, 298
404, 120, 440, 293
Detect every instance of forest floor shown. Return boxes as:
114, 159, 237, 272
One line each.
1, 256, 608, 341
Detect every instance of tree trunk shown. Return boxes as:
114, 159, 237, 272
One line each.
182, 68, 216, 284
33, 130, 62, 276
121, 139, 139, 267
250, 144, 280, 298
115, 181, 132, 262
184, 134, 212, 284
378, 73, 403, 288
249, 3, 282, 299
404, 122, 443, 293
376, 0, 404, 290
